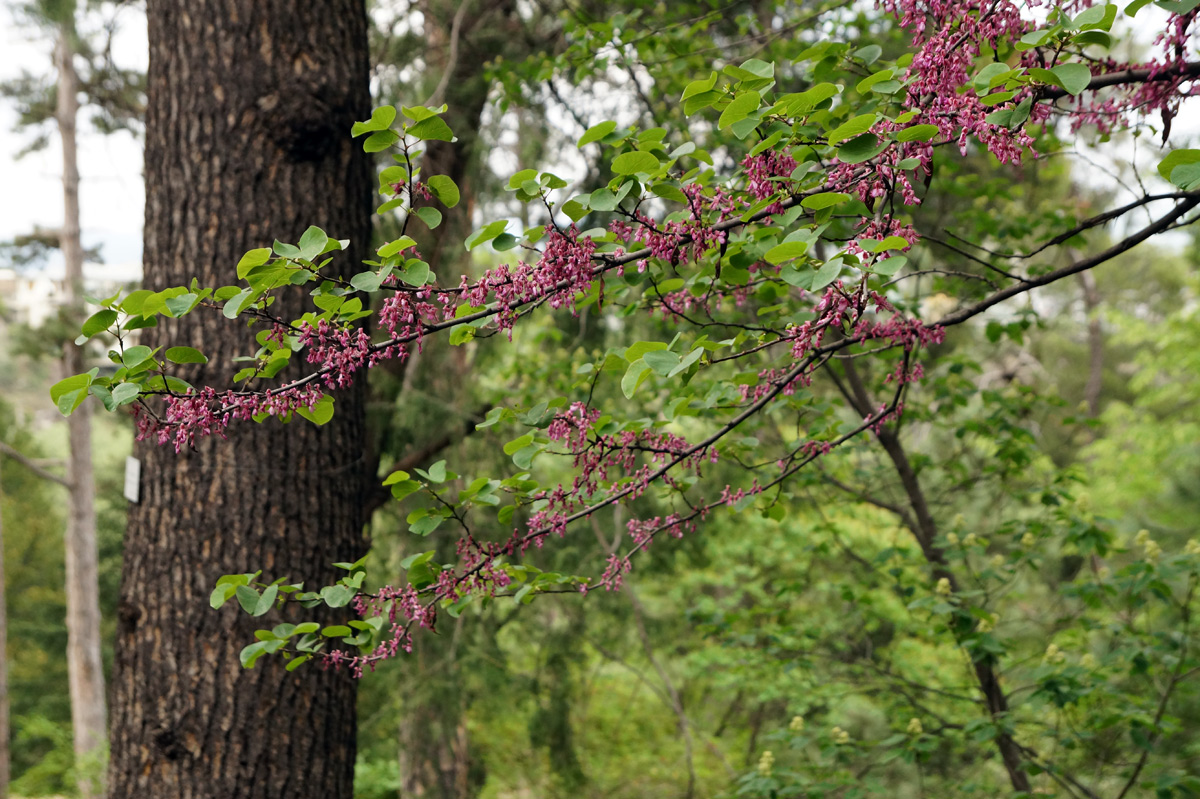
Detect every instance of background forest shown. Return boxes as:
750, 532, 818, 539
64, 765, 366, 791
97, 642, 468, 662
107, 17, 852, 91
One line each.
2, 0, 1200, 797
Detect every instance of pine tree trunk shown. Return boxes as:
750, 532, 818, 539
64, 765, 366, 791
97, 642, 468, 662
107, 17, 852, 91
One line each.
107, 3, 373, 797
55, 21, 108, 799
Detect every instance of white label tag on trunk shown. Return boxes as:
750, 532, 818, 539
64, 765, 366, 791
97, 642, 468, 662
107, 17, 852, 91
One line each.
124, 456, 141, 503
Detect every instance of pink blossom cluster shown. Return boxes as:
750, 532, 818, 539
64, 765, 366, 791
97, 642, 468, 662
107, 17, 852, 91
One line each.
740, 367, 814, 401
719, 482, 763, 507
596, 554, 632, 591
877, 0, 1045, 166
299, 319, 384, 388
846, 217, 920, 259
854, 313, 947, 351
452, 226, 598, 334
742, 149, 799, 210
133, 383, 327, 453
547, 401, 602, 451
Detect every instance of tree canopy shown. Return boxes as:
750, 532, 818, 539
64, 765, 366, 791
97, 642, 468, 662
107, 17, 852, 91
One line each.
42, 0, 1200, 795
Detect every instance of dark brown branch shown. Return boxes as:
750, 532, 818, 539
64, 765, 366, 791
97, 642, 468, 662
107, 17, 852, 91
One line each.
937, 194, 1200, 329
840, 356, 1034, 795
1043, 61, 1200, 100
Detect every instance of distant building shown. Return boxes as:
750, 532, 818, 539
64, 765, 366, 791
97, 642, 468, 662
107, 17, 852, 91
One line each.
0, 262, 141, 328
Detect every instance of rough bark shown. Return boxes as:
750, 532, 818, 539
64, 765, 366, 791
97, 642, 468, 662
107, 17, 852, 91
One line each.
108, 3, 373, 798
56, 21, 108, 799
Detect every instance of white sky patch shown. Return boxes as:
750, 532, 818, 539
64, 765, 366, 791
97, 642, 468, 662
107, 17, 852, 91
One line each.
0, 5, 147, 279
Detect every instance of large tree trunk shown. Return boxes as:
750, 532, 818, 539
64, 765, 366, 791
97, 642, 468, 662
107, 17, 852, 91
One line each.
55, 21, 108, 799
108, 3, 373, 798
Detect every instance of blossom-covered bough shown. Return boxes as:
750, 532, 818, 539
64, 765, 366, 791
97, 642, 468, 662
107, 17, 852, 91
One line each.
54, 0, 1200, 787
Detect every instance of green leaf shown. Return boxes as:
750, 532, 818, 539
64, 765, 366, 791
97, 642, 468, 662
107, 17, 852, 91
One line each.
401, 104, 437, 121
578, 120, 617, 147
643, 349, 681, 376
235, 585, 260, 614
164, 293, 202, 317
81, 309, 118, 338
414, 206, 442, 229
561, 199, 587, 222
718, 90, 761, 129
504, 433, 534, 456
681, 72, 718, 100
240, 641, 268, 669
837, 133, 887, 164
589, 188, 619, 211
165, 346, 208, 365
854, 44, 882, 64
320, 585, 356, 608
321, 625, 352, 637
801, 192, 852, 210
297, 395, 335, 426
651, 183, 688, 203
350, 269, 385, 292
856, 69, 895, 93
611, 151, 660, 175
378, 235, 417, 258
765, 241, 810, 264
252, 584, 279, 617
897, 124, 940, 143
1071, 3, 1111, 28
410, 515, 444, 537
297, 226, 329, 260
351, 106, 397, 136
1157, 149, 1200, 181
121, 345, 154, 369
399, 260, 431, 286
1051, 63, 1092, 96
1010, 97, 1034, 127
222, 288, 255, 319
1125, 0, 1152, 14
974, 63, 1016, 92
1169, 162, 1200, 190
811, 257, 844, 291
621, 359, 652, 399
466, 220, 508, 251
426, 175, 460, 207
209, 584, 235, 609
1026, 67, 1064, 89
408, 116, 454, 142
827, 113, 877, 145
363, 130, 400, 152
668, 347, 704, 377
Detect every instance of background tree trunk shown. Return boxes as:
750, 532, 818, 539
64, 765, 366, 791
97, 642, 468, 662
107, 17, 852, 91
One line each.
55, 19, 107, 799
108, 2, 373, 797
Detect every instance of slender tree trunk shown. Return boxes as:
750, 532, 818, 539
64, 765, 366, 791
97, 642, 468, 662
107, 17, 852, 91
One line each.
389, 3, 518, 794
55, 21, 108, 799
107, 2, 373, 797
838, 359, 1033, 795
0, 450, 9, 799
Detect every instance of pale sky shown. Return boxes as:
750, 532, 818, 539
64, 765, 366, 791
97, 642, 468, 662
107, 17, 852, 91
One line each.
0, 2, 146, 282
